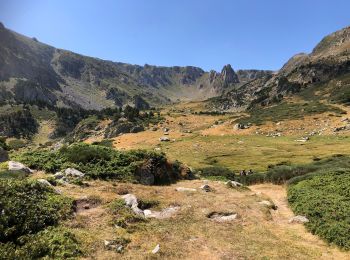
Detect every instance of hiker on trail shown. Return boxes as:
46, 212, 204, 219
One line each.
248, 169, 253, 175
240, 170, 246, 176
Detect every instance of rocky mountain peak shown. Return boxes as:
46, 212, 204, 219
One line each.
220, 64, 239, 85
312, 26, 350, 56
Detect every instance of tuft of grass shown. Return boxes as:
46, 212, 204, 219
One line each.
108, 199, 146, 229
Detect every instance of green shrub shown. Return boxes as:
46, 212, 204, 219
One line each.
0, 227, 81, 259
0, 179, 73, 243
236, 172, 266, 185
7, 139, 27, 150
15, 143, 168, 182
197, 166, 236, 180
0, 137, 8, 150
0, 170, 28, 180
0, 179, 79, 259
288, 170, 350, 250
138, 199, 160, 210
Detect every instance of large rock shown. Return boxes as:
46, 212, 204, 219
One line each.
133, 95, 150, 110
64, 168, 85, 178
144, 206, 180, 219
122, 194, 138, 208
138, 163, 155, 185
37, 179, 53, 187
122, 194, 144, 216
8, 161, 33, 174
104, 121, 134, 138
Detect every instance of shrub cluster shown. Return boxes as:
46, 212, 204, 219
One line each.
0, 179, 80, 258
288, 170, 350, 250
16, 143, 167, 181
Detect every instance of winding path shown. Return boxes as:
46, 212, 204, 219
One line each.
250, 184, 350, 260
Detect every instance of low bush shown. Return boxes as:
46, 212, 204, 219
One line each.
197, 166, 235, 181
0, 170, 28, 180
288, 170, 350, 250
7, 139, 27, 150
1, 227, 82, 259
0, 179, 79, 258
0, 179, 73, 243
15, 143, 168, 182
236, 172, 266, 185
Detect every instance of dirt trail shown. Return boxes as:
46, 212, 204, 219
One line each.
250, 184, 350, 260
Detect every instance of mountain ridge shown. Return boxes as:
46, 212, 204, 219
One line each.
0, 22, 272, 110
209, 25, 350, 111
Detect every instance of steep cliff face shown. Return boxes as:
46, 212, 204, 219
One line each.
0, 22, 271, 110
210, 26, 350, 111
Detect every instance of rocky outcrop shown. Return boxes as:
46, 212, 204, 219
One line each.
135, 159, 192, 185
221, 64, 239, 86
133, 95, 150, 110
104, 121, 144, 138
236, 69, 274, 82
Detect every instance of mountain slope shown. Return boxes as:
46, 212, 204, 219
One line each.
0, 22, 271, 110
210, 26, 350, 111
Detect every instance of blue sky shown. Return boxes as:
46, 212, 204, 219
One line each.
0, 0, 349, 71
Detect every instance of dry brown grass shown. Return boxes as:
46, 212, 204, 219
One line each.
35, 177, 350, 259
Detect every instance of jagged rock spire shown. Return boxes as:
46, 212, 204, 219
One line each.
220, 64, 239, 85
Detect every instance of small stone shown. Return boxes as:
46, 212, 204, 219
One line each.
152, 244, 160, 254
226, 181, 243, 188
175, 187, 196, 192
200, 184, 212, 192
258, 200, 278, 210
289, 215, 309, 224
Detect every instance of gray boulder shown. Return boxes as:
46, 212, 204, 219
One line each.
122, 194, 144, 216
37, 179, 53, 187
8, 161, 33, 174
64, 168, 85, 178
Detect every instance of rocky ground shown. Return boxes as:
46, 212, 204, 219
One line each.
26, 173, 350, 259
